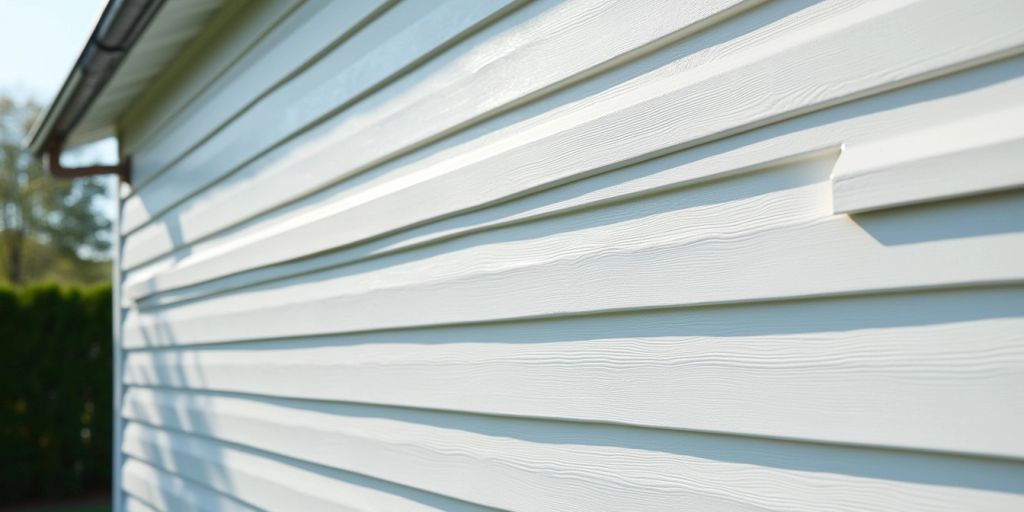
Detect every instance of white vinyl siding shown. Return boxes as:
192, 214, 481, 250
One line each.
115, 1, 1024, 510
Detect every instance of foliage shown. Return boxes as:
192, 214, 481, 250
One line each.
0, 97, 111, 285
0, 237, 110, 287
0, 283, 112, 502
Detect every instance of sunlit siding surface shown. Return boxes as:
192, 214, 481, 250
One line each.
114, 1, 1024, 510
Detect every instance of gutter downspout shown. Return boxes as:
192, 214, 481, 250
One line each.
46, 137, 131, 182
29, 0, 164, 183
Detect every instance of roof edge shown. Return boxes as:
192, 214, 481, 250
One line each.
26, 0, 164, 156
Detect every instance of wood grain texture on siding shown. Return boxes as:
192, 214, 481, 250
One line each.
113, 0, 1024, 509
120, 0, 521, 235
122, 422, 489, 512
123, 287, 1024, 460
118, 0, 754, 269
121, 164, 1024, 348
124, 53, 1024, 308
122, 458, 256, 512
122, 387, 1024, 512
119, 0, 1024, 294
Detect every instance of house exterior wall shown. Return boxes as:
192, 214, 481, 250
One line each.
114, 0, 1024, 510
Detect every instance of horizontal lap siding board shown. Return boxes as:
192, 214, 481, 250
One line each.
830, 105, 1024, 214
114, 0, 1024, 510
121, 458, 256, 512
119, 0, 1024, 298
123, 0, 393, 189
119, 0, 524, 235
121, 168, 1024, 347
128, 53, 1024, 309
123, 496, 159, 512
120, 387, 1024, 512
122, 286, 1024, 460
122, 423, 488, 511
118, 0, 752, 271
117, 0, 305, 167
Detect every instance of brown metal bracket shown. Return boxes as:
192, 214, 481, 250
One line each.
46, 138, 131, 183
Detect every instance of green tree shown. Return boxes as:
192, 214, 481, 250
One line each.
0, 96, 111, 285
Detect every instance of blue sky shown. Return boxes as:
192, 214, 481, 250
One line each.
1, 0, 117, 225
0, 0, 107, 104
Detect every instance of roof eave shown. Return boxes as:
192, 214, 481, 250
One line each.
25, 0, 165, 157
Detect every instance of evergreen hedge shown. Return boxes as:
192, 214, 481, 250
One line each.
0, 284, 112, 502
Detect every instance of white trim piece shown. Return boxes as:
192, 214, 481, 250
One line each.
832, 106, 1024, 214
112, 177, 127, 512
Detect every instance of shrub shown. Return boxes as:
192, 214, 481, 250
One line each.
0, 284, 112, 501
